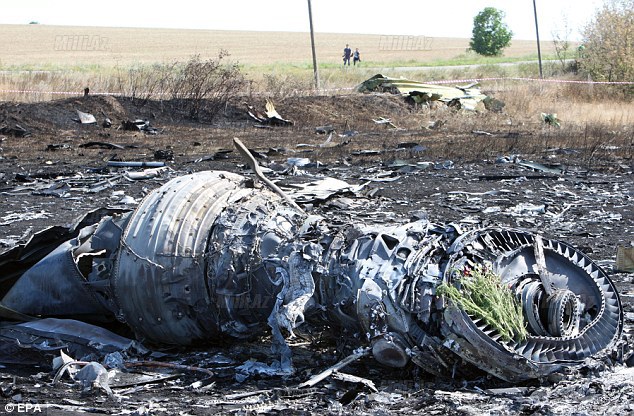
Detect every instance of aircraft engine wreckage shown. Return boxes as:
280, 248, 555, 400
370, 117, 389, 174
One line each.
0, 154, 623, 383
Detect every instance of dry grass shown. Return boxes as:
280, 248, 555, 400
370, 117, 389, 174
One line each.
430, 80, 634, 161
494, 81, 634, 126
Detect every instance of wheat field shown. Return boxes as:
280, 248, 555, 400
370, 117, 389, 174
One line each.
0, 24, 555, 69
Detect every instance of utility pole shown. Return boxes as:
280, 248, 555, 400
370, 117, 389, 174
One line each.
307, 0, 320, 90
533, 0, 544, 79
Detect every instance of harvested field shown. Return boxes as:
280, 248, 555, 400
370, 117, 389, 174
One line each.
0, 24, 556, 68
0, 87, 632, 415
0, 25, 568, 105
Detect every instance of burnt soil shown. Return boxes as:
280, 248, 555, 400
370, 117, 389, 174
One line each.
0, 93, 633, 415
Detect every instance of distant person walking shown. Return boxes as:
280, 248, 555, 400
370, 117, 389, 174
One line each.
353, 48, 361, 66
343, 44, 352, 66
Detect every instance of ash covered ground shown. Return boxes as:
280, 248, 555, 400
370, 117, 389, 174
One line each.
0, 93, 633, 415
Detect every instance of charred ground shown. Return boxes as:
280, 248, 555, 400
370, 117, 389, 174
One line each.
0, 92, 633, 415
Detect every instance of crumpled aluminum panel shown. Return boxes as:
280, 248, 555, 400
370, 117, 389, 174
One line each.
2, 222, 120, 321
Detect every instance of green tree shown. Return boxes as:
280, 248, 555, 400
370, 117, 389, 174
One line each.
469, 7, 513, 57
580, 0, 634, 82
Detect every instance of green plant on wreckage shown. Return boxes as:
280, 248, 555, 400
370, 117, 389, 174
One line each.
437, 264, 528, 343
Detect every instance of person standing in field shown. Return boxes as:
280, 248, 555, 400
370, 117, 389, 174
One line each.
343, 44, 352, 66
353, 48, 361, 66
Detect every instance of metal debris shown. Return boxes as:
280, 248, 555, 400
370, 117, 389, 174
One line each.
46, 143, 71, 151
75, 362, 114, 396
518, 160, 565, 175
299, 348, 370, 388
283, 177, 364, 204
0, 157, 624, 384
358, 74, 487, 111
0, 211, 50, 226
297, 132, 342, 149
397, 142, 426, 152
246, 99, 293, 126
79, 141, 126, 150
101, 111, 112, 128
331, 371, 378, 392
121, 119, 158, 134
495, 155, 565, 175
315, 125, 335, 134
0, 123, 30, 137
153, 148, 174, 161
372, 117, 400, 129
124, 166, 171, 180
286, 157, 312, 167
0, 318, 147, 365
616, 246, 634, 272
124, 360, 214, 377
107, 161, 165, 168
234, 137, 304, 213
74, 110, 97, 124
